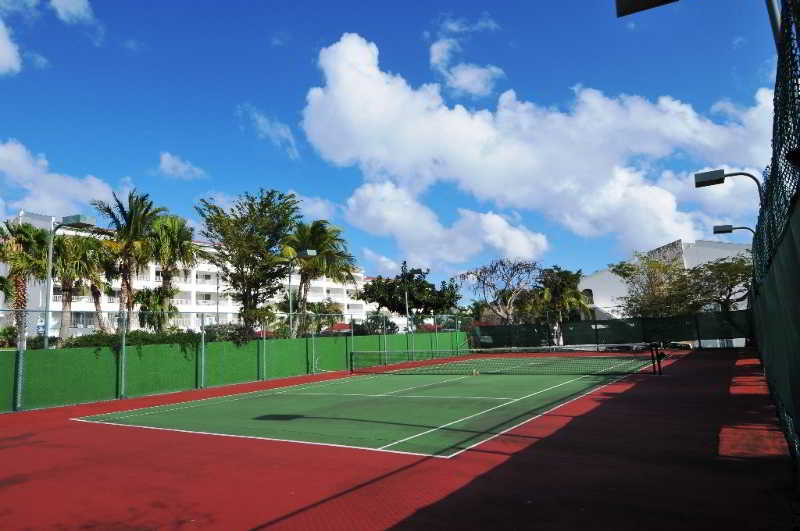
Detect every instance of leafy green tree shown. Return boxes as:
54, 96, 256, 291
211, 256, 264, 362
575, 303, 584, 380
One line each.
196, 189, 300, 331
459, 258, 539, 324
0, 221, 48, 350
148, 215, 199, 312
282, 220, 356, 337
463, 300, 489, 322
92, 190, 167, 327
688, 253, 753, 312
610, 253, 700, 318
84, 238, 117, 333
353, 313, 399, 335
534, 267, 592, 344
360, 261, 460, 319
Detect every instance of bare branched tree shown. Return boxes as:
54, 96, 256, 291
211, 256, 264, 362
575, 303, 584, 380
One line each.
459, 259, 540, 324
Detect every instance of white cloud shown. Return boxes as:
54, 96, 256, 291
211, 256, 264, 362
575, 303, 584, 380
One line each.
302, 33, 774, 254
0, 17, 21, 75
444, 63, 504, 97
123, 38, 142, 52
0, 138, 116, 217
363, 247, 400, 276
344, 181, 548, 267
200, 190, 236, 211
626, 21, 636, 31
429, 15, 504, 97
158, 152, 208, 180
732, 36, 746, 49
289, 189, 338, 221
49, 0, 93, 24
271, 31, 289, 47
0, 1, 39, 17
236, 103, 300, 160
24, 50, 48, 68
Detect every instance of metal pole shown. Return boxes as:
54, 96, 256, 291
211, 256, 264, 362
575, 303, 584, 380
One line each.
216, 272, 219, 324
44, 221, 64, 350
766, 0, 782, 50
288, 259, 293, 337
725, 172, 766, 207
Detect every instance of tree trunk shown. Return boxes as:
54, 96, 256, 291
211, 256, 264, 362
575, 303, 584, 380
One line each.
90, 283, 108, 333
59, 281, 73, 343
12, 275, 28, 351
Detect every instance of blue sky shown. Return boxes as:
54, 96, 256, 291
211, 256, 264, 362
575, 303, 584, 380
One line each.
0, 0, 776, 282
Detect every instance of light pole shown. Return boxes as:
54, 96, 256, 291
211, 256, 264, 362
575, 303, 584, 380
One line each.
694, 169, 765, 207
44, 214, 96, 349
287, 249, 316, 336
713, 224, 756, 236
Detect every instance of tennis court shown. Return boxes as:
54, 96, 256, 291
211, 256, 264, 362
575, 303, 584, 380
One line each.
76, 348, 658, 457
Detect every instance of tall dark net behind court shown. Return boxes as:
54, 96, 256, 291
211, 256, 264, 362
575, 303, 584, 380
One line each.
751, 0, 800, 481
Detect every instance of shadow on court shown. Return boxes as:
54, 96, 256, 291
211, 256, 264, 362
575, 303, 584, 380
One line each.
387, 349, 793, 530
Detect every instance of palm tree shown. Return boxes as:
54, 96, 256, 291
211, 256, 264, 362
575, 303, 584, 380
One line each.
147, 215, 198, 312
134, 287, 178, 333
282, 220, 356, 337
53, 235, 89, 341
84, 238, 117, 333
0, 221, 48, 350
92, 190, 167, 328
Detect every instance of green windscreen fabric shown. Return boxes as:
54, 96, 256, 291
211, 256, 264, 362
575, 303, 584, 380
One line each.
387, 334, 410, 352
595, 318, 643, 345
22, 346, 117, 409
313, 336, 349, 371
0, 350, 13, 412
205, 341, 259, 387
125, 343, 197, 398
474, 325, 550, 348
562, 321, 595, 345
695, 310, 751, 340
643, 315, 697, 344
266, 338, 308, 378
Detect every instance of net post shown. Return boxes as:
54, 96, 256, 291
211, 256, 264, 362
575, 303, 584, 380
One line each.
656, 345, 663, 375
694, 313, 703, 350
650, 344, 657, 375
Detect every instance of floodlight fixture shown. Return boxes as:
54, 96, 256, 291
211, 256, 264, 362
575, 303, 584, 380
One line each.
713, 225, 755, 235
694, 169, 764, 206
616, 0, 679, 17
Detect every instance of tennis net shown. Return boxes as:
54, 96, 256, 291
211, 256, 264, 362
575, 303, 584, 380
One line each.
350, 344, 661, 376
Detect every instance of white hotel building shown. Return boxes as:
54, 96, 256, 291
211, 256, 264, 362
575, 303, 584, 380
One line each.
0, 211, 380, 336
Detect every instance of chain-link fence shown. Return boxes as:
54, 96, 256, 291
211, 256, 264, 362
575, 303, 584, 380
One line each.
0, 309, 471, 413
749, 0, 800, 484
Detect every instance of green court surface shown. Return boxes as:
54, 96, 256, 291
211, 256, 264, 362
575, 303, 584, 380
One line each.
78, 368, 630, 457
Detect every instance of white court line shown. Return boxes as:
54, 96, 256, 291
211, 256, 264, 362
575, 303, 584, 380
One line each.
71, 417, 449, 459
285, 392, 514, 400
446, 373, 634, 458
80, 374, 382, 421
379, 375, 469, 396
379, 359, 636, 451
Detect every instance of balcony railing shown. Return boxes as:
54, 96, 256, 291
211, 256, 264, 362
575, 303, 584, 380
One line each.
52, 295, 93, 303
170, 299, 190, 306
197, 299, 216, 305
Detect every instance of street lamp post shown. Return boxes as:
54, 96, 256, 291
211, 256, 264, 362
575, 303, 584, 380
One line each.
44, 214, 96, 349
694, 170, 765, 207
287, 249, 316, 337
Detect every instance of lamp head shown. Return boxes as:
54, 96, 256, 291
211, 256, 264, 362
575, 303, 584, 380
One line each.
694, 170, 726, 188
713, 225, 733, 234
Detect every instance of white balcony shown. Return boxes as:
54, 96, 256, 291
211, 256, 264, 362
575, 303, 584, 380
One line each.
52, 295, 92, 303
197, 299, 217, 305
170, 299, 190, 306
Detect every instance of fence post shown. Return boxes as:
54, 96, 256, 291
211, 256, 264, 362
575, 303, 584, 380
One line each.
199, 313, 206, 388
13, 344, 24, 411
593, 310, 600, 352
118, 314, 127, 398
694, 313, 703, 350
